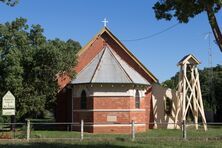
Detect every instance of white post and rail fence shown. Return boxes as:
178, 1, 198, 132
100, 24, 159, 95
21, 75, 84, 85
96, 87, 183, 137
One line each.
0, 120, 218, 141
24, 119, 137, 141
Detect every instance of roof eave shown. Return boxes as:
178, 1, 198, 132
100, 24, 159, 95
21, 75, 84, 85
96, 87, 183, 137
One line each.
71, 82, 150, 86
177, 54, 201, 66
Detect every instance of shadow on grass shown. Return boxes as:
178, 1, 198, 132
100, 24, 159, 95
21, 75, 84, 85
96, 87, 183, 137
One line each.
0, 142, 133, 148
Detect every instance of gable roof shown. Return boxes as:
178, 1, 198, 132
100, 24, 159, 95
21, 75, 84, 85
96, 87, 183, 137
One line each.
77, 27, 158, 83
177, 54, 200, 66
71, 46, 150, 85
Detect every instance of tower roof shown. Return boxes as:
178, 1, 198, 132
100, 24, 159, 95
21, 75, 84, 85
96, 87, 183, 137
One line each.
177, 54, 200, 66
71, 46, 150, 85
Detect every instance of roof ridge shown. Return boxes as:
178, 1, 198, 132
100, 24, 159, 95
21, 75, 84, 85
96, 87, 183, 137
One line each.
109, 46, 149, 85
104, 46, 133, 83
90, 48, 106, 82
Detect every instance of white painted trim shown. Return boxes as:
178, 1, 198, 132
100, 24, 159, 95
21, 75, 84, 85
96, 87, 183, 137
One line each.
92, 124, 145, 127
72, 85, 147, 98
89, 95, 134, 97
72, 123, 146, 127
73, 109, 145, 112
91, 96, 145, 99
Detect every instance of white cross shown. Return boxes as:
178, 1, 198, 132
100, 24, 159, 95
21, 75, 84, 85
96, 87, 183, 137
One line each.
102, 18, 108, 27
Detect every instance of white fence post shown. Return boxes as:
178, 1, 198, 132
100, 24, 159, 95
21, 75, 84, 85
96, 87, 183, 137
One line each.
26, 119, 30, 141
80, 120, 84, 141
131, 120, 135, 141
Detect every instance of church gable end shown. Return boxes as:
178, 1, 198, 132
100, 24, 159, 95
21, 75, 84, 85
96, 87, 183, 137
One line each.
75, 27, 158, 84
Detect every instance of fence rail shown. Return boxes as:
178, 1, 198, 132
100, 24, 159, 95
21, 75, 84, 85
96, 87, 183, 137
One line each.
0, 120, 222, 142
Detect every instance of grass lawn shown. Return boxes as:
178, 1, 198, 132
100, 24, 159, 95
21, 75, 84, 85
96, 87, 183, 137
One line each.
0, 127, 222, 147
0, 138, 221, 148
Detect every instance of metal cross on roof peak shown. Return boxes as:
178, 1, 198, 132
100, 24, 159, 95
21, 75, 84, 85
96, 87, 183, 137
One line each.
102, 18, 108, 27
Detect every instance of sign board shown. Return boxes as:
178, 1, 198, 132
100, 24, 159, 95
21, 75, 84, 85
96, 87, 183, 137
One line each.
2, 91, 15, 116
107, 115, 117, 122
2, 109, 15, 116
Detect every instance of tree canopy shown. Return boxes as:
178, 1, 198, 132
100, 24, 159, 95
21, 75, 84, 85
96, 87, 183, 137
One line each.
0, 18, 81, 121
0, 0, 18, 6
153, 0, 222, 52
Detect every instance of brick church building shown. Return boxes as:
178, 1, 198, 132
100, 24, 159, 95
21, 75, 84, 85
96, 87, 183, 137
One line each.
56, 27, 159, 133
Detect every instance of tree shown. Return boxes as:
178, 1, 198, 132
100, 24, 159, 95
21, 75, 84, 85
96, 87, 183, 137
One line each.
0, 0, 18, 6
153, 0, 222, 52
0, 18, 81, 121
161, 72, 179, 89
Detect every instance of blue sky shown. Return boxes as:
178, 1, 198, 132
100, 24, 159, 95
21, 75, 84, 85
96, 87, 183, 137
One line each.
0, 0, 221, 82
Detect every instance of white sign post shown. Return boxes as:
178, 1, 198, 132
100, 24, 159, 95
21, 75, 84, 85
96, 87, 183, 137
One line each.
2, 91, 15, 116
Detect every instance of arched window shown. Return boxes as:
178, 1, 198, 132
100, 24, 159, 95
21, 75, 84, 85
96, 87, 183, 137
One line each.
165, 97, 172, 115
81, 90, 87, 109
135, 90, 140, 109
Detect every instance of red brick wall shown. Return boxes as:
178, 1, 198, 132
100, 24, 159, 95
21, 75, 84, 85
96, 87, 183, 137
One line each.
55, 88, 72, 122
73, 96, 93, 110
73, 96, 94, 123
130, 112, 146, 124
57, 74, 71, 90
75, 37, 104, 73
72, 112, 93, 123
71, 91, 153, 133
58, 86, 153, 133
129, 96, 145, 109
93, 96, 132, 109
94, 112, 130, 123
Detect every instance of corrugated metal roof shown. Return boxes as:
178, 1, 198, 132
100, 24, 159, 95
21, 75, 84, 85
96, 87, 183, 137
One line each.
111, 49, 150, 85
71, 46, 150, 85
71, 50, 104, 84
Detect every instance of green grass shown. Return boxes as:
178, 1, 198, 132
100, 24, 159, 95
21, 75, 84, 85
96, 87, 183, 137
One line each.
0, 138, 222, 148
30, 130, 81, 138
0, 127, 222, 147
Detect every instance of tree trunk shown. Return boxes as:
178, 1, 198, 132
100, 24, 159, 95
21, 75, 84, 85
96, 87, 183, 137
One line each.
206, 6, 222, 52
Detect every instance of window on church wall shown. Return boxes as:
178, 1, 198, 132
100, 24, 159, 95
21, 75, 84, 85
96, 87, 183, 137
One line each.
135, 90, 140, 109
81, 90, 87, 109
165, 97, 172, 116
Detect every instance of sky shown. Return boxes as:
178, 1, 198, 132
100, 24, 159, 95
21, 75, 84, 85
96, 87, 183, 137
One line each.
0, 0, 221, 82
